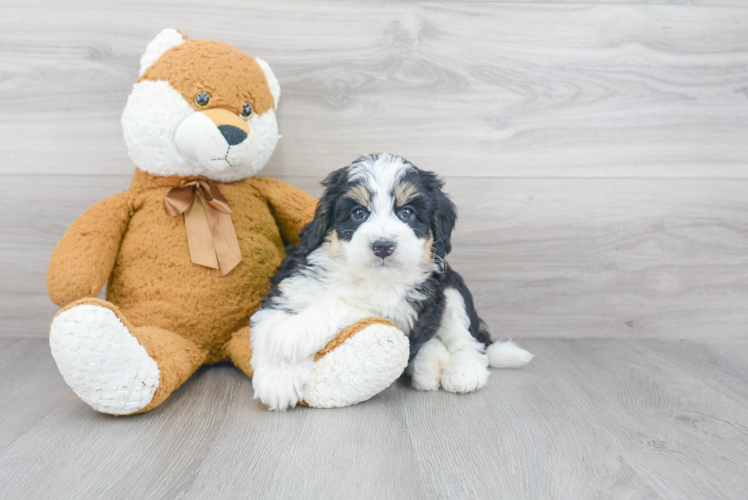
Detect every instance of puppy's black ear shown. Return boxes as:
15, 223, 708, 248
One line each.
420, 170, 457, 260
299, 166, 349, 251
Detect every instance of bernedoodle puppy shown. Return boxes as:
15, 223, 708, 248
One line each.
250, 153, 533, 410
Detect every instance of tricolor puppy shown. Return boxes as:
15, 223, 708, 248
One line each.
250, 153, 533, 410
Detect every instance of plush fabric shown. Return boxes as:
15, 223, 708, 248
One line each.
48, 169, 316, 364
46, 30, 410, 415
138, 38, 275, 117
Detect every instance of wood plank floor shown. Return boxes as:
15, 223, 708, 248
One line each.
1, 337, 747, 500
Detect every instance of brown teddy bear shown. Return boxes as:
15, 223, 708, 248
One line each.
47, 29, 409, 415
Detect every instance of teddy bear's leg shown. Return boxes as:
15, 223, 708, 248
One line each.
49, 298, 208, 415
222, 326, 254, 378
223, 318, 410, 409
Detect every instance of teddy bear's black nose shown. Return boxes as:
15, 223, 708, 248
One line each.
218, 125, 248, 146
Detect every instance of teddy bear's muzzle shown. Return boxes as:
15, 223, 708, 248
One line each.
175, 108, 254, 172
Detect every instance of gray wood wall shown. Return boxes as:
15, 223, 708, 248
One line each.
2, 0, 747, 339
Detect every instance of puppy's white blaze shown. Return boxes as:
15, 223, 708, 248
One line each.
348, 153, 412, 192
350, 155, 412, 237
347, 215, 427, 279
486, 341, 534, 368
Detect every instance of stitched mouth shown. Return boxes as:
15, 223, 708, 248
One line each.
211, 146, 233, 168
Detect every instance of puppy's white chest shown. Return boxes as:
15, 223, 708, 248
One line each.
340, 286, 420, 332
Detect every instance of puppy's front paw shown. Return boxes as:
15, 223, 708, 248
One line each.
251, 359, 313, 411
409, 338, 451, 391
265, 318, 328, 363
441, 352, 490, 394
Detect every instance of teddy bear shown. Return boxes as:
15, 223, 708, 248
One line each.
46, 29, 409, 415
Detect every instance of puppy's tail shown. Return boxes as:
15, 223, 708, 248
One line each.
486, 340, 534, 368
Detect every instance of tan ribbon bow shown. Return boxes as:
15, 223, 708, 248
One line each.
163, 180, 242, 276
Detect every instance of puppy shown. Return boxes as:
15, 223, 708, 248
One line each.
250, 153, 533, 410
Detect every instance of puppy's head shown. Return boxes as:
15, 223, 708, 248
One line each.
302, 153, 456, 278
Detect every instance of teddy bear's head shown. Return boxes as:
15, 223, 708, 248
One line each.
122, 29, 280, 182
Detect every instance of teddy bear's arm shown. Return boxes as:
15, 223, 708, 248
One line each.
47, 191, 133, 307
254, 178, 318, 246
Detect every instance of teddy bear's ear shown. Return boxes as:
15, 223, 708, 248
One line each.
255, 57, 281, 109
138, 29, 187, 77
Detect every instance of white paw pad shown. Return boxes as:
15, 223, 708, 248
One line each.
440, 352, 490, 394
304, 324, 409, 408
49, 305, 160, 415
251, 359, 313, 411
409, 338, 451, 391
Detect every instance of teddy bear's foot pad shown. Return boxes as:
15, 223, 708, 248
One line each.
50, 304, 160, 415
304, 323, 409, 408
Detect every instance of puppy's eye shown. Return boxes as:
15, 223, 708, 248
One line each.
399, 207, 414, 220
241, 103, 254, 118
195, 92, 210, 107
352, 207, 369, 221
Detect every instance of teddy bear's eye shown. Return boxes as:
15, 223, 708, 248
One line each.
241, 103, 254, 118
195, 92, 210, 107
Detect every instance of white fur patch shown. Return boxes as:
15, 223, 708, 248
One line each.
121, 80, 279, 182
251, 301, 371, 364
122, 80, 194, 175
305, 324, 409, 408
432, 288, 491, 394
441, 350, 490, 393
262, 247, 432, 333
139, 29, 186, 76
174, 111, 231, 172
250, 324, 409, 410
251, 358, 314, 411
49, 305, 160, 415
486, 341, 534, 368
409, 336, 450, 391
255, 57, 280, 108
174, 107, 279, 179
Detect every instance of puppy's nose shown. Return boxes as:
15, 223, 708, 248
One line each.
218, 125, 248, 146
372, 239, 395, 258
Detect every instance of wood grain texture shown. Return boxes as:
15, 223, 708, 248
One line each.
401, 339, 748, 500
2, 1, 748, 338
641, 339, 748, 408
3, 175, 746, 339
2, 338, 748, 499
435, 0, 748, 4
1, 1, 747, 178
